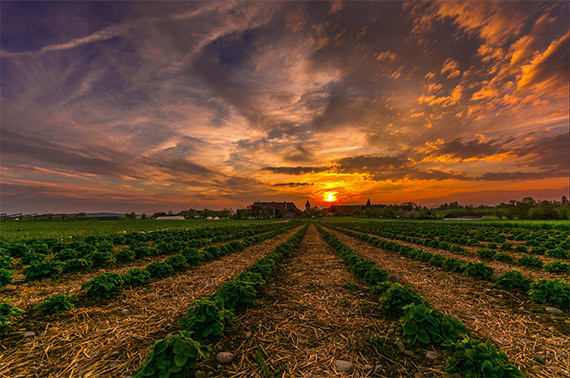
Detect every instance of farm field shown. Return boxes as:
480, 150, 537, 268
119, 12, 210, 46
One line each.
1, 219, 568, 377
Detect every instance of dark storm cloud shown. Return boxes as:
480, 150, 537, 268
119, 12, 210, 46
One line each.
436, 137, 510, 160
272, 182, 314, 187
516, 131, 569, 172
261, 166, 332, 175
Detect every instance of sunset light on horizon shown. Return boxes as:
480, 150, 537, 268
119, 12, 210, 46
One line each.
1, 1, 568, 214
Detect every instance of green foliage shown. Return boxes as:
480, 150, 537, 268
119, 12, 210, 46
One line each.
54, 248, 78, 261
6, 244, 31, 257
134, 331, 209, 378
115, 248, 136, 263
145, 262, 174, 278
513, 245, 527, 253
215, 274, 264, 310
123, 268, 151, 287
477, 248, 496, 260
0, 268, 12, 287
180, 247, 201, 265
363, 267, 389, 285
463, 262, 494, 281
21, 251, 44, 265
544, 261, 569, 274
23, 260, 64, 281
528, 279, 569, 308
400, 303, 469, 345
493, 253, 514, 263
427, 253, 446, 267
0, 255, 13, 269
344, 280, 359, 291
35, 293, 79, 315
0, 299, 24, 335
517, 254, 544, 269
379, 283, 429, 314
499, 243, 513, 251
445, 338, 524, 378
132, 246, 151, 259
62, 258, 92, 273
83, 273, 124, 298
495, 270, 534, 293
87, 251, 114, 268
371, 281, 392, 296
546, 248, 568, 259
178, 298, 233, 340
442, 257, 465, 273
165, 254, 188, 271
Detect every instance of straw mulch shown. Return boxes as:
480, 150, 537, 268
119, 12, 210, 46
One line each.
0, 227, 302, 378
203, 225, 445, 377
326, 227, 569, 378
350, 229, 568, 284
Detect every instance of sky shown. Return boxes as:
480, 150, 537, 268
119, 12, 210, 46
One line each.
1, 1, 568, 214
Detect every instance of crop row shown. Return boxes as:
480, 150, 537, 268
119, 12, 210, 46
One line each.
133, 225, 309, 377
0, 223, 292, 286
330, 225, 569, 311
345, 222, 569, 259
337, 223, 569, 275
316, 225, 523, 378
28, 226, 297, 319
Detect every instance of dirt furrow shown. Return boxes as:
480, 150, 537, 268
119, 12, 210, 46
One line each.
325, 226, 569, 378
206, 225, 444, 378
0, 226, 302, 378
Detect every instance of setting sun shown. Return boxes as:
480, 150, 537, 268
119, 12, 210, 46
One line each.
324, 191, 338, 202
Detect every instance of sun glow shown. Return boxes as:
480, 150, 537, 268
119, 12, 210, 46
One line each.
324, 191, 338, 202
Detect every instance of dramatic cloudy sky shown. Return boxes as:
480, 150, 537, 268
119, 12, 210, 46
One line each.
1, 1, 568, 213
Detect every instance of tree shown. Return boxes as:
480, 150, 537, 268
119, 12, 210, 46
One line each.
366, 199, 371, 207
528, 206, 545, 220
124, 211, 136, 220
562, 196, 569, 206
219, 209, 231, 219
351, 208, 363, 217
200, 208, 214, 218
141, 214, 148, 220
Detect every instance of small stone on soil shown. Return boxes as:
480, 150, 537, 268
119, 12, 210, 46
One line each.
387, 275, 397, 282
363, 364, 374, 372
216, 352, 234, 364
425, 351, 438, 360
120, 309, 130, 315
545, 307, 564, 315
333, 360, 354, 373
23, 332, 35, 338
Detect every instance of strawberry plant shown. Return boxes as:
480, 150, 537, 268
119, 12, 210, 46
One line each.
35, 293, 79, 315
145, 262, 174, 278
463, 262, 494, 281
181, 247, 201, 265
215, 275, 262, 310
115, 248, 136, 263
477, 248, 496, 260
165, 254, 188, 271
517, 254, 544, 269
546, 248, 568, 259
379, 283, 429, 314
178, 298, 232, 340
400, 303, 469, 345
495, 270, 534, 292
83, 273, 124, 298
54, 248, 78, 261
528, 279, 569, 308
427, 254, 446, 267
0, 299, 24, 336
0, 268, 12, 287
63, 258, 92, 273
513, 245, 527, 253
6, 244, 31, 257
123, 268, 151, 287
134, 330, 209, 378
544, 261, 569, 274
23, 260, 64, 281
363, 266, 389, 285
132, 246, 151, 259
21, 251, 44, 265
442, 257, 465, 273
0, 255, 13, 269
445, 338, 524, 377
87, 251, 114, 268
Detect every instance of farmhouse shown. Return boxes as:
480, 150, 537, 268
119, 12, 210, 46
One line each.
155, 215, 185, 220
249, 201, 304, 219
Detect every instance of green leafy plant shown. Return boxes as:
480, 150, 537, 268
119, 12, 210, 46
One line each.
463, 262, 494, 281
0, 299, 24, 336
62, 258, 92, 273
54, 248, 78, 261
35, 293, 79, 315
6, 244, 31, 257
165, 254, 188, 271
145, 262, 174, 278
517, 254, 544, 269
180, 247, 201, 265
0, 255, 13, 269
344, 280, 359, 291
445, 338, 524, 377
546, 248, 568, 259
134, 330, 209, 378
178, 298, 233, 340
477, 248, 496, 260
379, 283, 429, 314
495, 270, 534, 292
115, 248, 136, 263
544, 261, 569, 274
23, 260, 64, 281
83, 273, 124, 298
0, 268, 12, 287
87, 251, 114, 268
215, 273, 265, 310
21, 251, 44, 265
122, 268, 151, 287
400, 303, 469, 345
528, 279, 569, 308
442, 257, 465, 273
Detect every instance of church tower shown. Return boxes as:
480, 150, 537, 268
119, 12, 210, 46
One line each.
305, 200, 311, 211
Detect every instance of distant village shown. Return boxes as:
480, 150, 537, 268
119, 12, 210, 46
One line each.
5, 196, 566, 222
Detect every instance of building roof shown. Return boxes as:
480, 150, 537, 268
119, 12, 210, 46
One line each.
251, 201, 303, 215
155, 216, 185, 220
